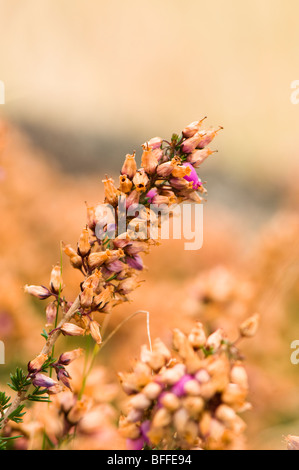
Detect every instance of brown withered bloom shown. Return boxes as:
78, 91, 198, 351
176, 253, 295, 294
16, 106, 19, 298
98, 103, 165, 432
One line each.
119, 317, 257, 450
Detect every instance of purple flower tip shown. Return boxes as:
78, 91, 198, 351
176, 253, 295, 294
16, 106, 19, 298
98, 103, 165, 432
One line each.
140, 420, 151, 444
171, 374, 193, 397
146, 188, 158, 204
127, 437, 145, 450
126, 254, 143, 271
183, 162, 202, 190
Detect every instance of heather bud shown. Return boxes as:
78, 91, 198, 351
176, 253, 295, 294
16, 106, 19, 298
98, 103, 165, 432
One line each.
119, 175, 133, 193
60, 323, 85, 337
62, 243, 83, 269
206, 328, 223, 350
24, 285, 52, 300
78, 226, 91, 257
89, 320, 102, 345
59, 348, 83, 366
187, 148, 214, 167
88, 251, 109, 269
130, 393, 151, 410
143, 137, 162, 149
50, 265, 64, 294
188, 322, 206, 349
80, 286, 94, 309
182, 117, 207, 138
133, 169, 149, 192
239, 313, 259, 338
122, 153, 137, 179
103, 177, 120, 206
46, 302, 57, 326
141, 146, 159, 175
28, 353, 48, 374
32, 373, 58, 389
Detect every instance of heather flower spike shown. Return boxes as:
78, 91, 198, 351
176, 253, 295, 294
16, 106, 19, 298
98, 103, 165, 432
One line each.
3, 119, 220, 445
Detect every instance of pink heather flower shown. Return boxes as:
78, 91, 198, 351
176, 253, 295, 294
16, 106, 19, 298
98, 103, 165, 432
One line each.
32, 373, 58, 389
140, 420, 151, 444
182, 162, 202, 190
146, 188, 158, 203
171, 374, 193, 397
24, 285, 52, 300
126, 254, 143, 271
106, 259, 127, 273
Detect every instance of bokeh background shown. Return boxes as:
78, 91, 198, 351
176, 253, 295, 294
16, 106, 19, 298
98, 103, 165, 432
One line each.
1, 0, 299, 450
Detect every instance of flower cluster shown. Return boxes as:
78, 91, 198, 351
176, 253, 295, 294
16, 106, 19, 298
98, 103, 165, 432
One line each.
119, 315, 259, 450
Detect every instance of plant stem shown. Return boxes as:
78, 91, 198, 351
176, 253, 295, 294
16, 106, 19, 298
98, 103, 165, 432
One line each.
1, 295, 81, 428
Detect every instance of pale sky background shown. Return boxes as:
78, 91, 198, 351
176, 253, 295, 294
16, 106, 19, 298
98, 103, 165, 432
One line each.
0, 0, 299, 182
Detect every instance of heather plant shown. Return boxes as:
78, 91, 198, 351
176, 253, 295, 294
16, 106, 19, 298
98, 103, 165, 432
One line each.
0, 119, 222, 449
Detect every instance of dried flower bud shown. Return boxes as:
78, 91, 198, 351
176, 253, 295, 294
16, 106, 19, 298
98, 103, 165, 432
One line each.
59, 348, 83, 366
63, 243, 83, 269
57, 368, 72, 390
142, 382, 162, 400
88, 251, 109, 269
89, 320, 102, 345
206, 329, 224, 351
152, 407, 172, 427
60, 323, 85, 337
93, 285, 114, 309
143, 137, 162, 149
157, 160, 176, 177
188, 322, 206, 349
130, 393, 151, 410
181, 132, 206, 154
133, 169, 149, 192
49, 265, 63, 294
196, 127, 223, 149
239, 313, 260, 338
187, 148, 214, 167
125, 189, 141, 210
171, 164, 191, 178
80, 286, 94, 309
82, 269, 103, 290
182, 117, 207, 138
160, 392, 181, 412
24, 285, 52, 300
46, 302, 57, 326
28, 353, 48, 374
183, 396, 205, 418
118, 276, 141, 295
122, 153, 137, 179
141, 146, 159, 175
78, 227, 91, 257
169, 177, 193, 191
119, 174, 133, 193
230, 363, 248, 389
103, 177, 120, 206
